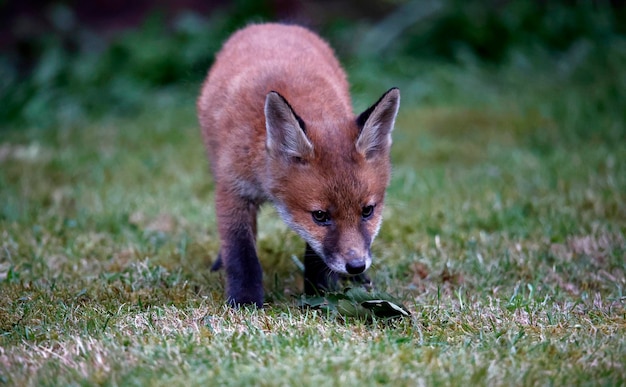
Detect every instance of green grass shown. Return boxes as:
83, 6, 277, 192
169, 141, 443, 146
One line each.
1, 41, 625, 385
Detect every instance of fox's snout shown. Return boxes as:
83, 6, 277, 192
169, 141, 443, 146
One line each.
325, 249, 370, 275
344, 252, 368, 275
346, 260, 367, 274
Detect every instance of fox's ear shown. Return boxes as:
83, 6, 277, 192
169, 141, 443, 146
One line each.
355, 88, 400, 159
265, 91, 313, 162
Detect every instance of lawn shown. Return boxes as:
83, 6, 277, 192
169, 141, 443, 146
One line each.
1, 31, 625, 386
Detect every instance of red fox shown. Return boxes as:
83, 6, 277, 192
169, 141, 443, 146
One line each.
197, 23, 400, 307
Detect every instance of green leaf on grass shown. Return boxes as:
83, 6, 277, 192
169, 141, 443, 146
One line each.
299, 287, 411, 319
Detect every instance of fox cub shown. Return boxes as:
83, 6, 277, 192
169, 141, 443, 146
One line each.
197, 23, 400, 307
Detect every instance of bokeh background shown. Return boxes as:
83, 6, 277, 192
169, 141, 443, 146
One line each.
2, 0, 625, 130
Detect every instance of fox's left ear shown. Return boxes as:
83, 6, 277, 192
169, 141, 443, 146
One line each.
355, 88, 400, 159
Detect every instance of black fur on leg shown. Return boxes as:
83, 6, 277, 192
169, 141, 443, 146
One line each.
223, 226, 264, 308
303, 244, 338, 295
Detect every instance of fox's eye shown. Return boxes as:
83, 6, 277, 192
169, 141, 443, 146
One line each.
361, 205, 375, 220
311, 210, 330, 225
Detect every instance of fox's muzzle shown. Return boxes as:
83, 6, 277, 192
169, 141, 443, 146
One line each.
345, 258, 367, 274
324, 247, 371, 276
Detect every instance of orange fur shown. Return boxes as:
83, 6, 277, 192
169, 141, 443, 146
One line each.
197, 23, 400, 306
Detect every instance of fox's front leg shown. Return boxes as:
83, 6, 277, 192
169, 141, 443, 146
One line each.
304, 243, 339, 295
215, 187, 263, 307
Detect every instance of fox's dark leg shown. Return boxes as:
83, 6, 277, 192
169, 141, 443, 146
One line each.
211, 205, 256, 272
215, 187, 263, 307
304, 244, 339, 295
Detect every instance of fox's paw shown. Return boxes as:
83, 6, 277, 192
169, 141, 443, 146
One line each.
226, 285, 264, 308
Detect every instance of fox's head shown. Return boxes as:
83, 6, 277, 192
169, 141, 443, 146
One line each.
264, 88, 400, 276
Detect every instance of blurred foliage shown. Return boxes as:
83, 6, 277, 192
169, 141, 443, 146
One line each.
0, 0, 279, 128
377, 0, 625, 62
0, 0, 625, 131
0, 11, 230, 128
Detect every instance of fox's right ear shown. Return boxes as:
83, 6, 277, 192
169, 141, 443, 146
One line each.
265, 91, 313, 162
355, 88, 400, 160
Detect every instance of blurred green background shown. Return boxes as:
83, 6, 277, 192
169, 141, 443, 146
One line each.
1, 0, 624, 133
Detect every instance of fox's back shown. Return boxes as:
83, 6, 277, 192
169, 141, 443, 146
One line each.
203, 24, 351, 107
198, 24, 353, 170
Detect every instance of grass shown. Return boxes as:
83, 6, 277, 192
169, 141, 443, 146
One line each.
1, 39, 625, 385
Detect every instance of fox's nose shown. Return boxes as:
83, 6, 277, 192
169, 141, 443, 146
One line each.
345, 259, 366, 275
